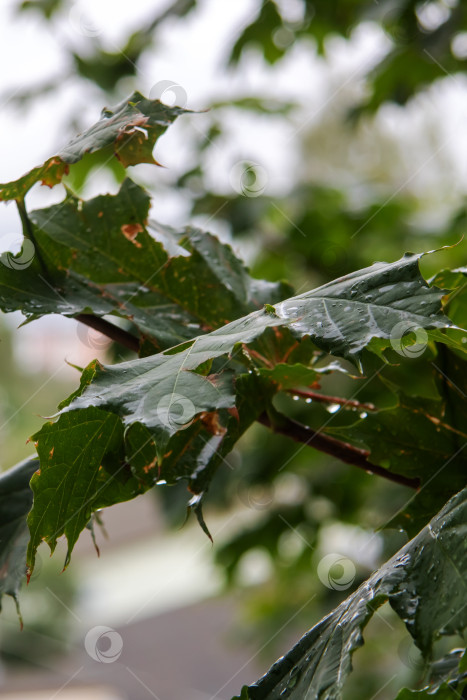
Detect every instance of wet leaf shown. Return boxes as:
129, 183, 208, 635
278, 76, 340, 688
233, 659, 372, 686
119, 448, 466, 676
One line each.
233, 487, 467, 699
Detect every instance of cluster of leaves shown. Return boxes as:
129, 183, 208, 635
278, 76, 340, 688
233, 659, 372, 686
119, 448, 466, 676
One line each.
11, 0, 467, 297
0, 94, 465, 698
14, 0, 467, 112
229, 0, 467, 112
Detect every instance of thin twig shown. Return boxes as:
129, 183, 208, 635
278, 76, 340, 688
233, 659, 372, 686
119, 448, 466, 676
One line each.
288, 388, 376, 411
258, 412, 420, 489
76, 314, 140, 353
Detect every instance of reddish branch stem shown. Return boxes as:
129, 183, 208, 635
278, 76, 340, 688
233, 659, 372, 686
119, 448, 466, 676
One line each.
76, 314, 140, 353
288, 388, 376, 411
258, 412, 420, 490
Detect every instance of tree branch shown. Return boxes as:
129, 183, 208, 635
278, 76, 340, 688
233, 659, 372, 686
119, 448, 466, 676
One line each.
76, 314, 140, 353
258, 412, 420, 490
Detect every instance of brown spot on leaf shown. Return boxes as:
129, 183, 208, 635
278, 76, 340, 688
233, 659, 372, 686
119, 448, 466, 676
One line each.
118, 114, 150, 133
143, 457, 158, 474
40, 158, 69, 188
121, 223, 143, 247
227, 406, 240, 422
200, 411, 226, 436
49, 447, 54, 459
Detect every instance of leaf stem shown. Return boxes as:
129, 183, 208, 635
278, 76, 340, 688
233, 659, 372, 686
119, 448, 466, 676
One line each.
76, 314, 140, 353
258, 412, 420, 489
15, 198, 49, 275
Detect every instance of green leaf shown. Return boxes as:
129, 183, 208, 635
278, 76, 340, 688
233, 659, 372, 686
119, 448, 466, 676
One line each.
233, 486, 467, 700
0, 179, 289, 351
0, 457, 38, 619
430, 267, 467, 331
274, 252, 452, 363
60, 250, 455, 432
17, 0, 63, 18
229, 1, 286, 65
327, 351, 467, 532
427, 648, 467, 692
0, 92, 191, 201
71, 1, 196, 92
430, 267, 467, 290
394, 679, 467, 699
258, 363, 318, 390
27, 368, 273, 569
26, 408, 149, 571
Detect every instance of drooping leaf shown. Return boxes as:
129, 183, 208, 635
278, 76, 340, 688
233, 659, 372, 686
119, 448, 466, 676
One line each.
0, 92, 190, 201
57, 253, 456, 434
26, 408, 152, 571
232, 486, 467, 700
0, 457, 38, 617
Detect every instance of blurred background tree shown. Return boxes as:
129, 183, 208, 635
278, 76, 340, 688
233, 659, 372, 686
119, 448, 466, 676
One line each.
0, 1, 466, 698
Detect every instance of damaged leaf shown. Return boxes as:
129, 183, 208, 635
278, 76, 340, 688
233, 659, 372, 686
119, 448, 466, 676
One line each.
0, 92, 191, 201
